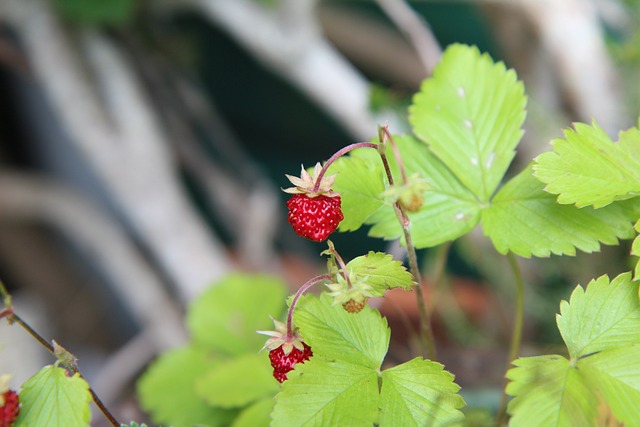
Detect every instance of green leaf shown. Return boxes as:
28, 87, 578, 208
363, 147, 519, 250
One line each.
632, 220, 640, 281
379, 358, 465, 427
137, 346, 236, 427
366, 135, 482, 247
293, 293, 390, 369
507, 274, 640, 426
481, 165, 638, 257
345, 251, 414, 296
506, 355, 598, 427
534, 122, 640, 208
556, 272, 640, 358
187, 274, 287, 356
329, 134, 481, 248
54, 0, 136, 25
195, 353, 279, 408
121, 423, 148, 427
15, 365, 92, 427
409, 43, 526, 201
581, 346, 640, 427
328, 148, 386, 232
271, 360, 380, 427
231, 397, 274, 427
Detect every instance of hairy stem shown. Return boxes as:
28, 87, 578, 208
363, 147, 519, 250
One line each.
312, 141, 378, 193
286, 274, 332, 337
497, 252, 525, 425
1, 282, 121, 427
377, 126, 436, 360
328, 244, 352, 287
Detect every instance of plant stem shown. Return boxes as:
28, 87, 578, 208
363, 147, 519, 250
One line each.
88, 387, 120, 427
2, 282, 121, 427
312, 141, 378, 193
286, 274, 332, 337
328, 244, 352, 287
497, 252, 525, 425
377, 127, 436, 360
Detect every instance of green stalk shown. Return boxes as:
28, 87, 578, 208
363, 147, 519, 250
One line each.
378, 125, 437, 360
497, 252, 525, 425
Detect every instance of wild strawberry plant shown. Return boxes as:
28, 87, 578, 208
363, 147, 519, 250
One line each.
1, 43, 640, 426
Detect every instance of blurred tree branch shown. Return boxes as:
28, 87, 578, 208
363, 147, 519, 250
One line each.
2, 0, 232, 301
0, 172, 187, 350
180, 0, 377, 139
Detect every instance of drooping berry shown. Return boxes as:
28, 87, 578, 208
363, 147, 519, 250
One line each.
258, 317, 313, 383
269, 342, 313, 383
0, 389, 20, 427
286, 194, 343, 242
283, 163, 343, 242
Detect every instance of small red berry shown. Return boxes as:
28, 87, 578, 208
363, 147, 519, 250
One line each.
269, 343, 313, 383
0, 389, 20, 427
286, 194, 343, 242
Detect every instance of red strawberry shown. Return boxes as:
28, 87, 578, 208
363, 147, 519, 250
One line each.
0, 389, 20, 427
286, 194, 343, 242
258, 317, 313, 383
283, 163, 344, 242
269, 342, 313, 383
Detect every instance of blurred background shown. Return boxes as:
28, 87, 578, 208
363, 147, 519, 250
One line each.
0, 0, 639, 423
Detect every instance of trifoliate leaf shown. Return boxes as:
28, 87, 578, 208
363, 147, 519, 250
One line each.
327, 147, 386, 231
231, 397, 273, 427
534, 122, 640, 208
580, 346, 640, 427
137, 346, 236, 427
293, 293, 390, 369
556, 272, 640, 358
410, 43, 526, 201
195, 353, 279, 408
481, 165, 638, 257
345, 251, 414, 295
187, 274, 287, 356
15, 365, 92, 427
506, 355, 598, 427
379, 358, 465, 427
271, 360, 380, 427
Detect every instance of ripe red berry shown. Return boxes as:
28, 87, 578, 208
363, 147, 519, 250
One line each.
269, 343, 313, 383
0, 389, 20, 427
286, 194, 343, 242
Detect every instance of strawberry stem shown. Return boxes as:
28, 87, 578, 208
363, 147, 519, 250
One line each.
328, 244, 352, 288
286, 274, 333, 338
378, 125, 409, 184
312, 141, 379, 193
377, 127, 437, 361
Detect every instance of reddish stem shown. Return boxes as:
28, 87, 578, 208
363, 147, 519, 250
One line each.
0, 306, 14, 320
379, 125, 409, 184
312, 141, 379, 193
286, 274, 333, 337
328, 245, 352, 288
